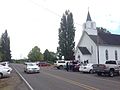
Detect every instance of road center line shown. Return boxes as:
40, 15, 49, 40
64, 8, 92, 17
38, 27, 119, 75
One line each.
42, 71, 99, 90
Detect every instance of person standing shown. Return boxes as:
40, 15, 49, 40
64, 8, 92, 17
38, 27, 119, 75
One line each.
66, 62, 69, 71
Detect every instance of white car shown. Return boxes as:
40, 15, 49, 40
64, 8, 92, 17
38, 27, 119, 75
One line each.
79, 63, 94, 74
0, 64, 12, 78
24, 62, 40, 73
54, 60, 71, 69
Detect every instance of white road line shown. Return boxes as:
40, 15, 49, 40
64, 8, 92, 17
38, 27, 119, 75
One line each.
12, 65, 34, 90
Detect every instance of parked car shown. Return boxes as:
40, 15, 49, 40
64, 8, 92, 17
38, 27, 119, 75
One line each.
24, 62, 40, 73
93, 60, 120, 77
0, 64, 12, 78
70, 61, 81, 72
54, 60, 71, 69
37, 62, 51, 67
79, 63, 94, 74
0, 61, 12, 72
0, 61, 10, 67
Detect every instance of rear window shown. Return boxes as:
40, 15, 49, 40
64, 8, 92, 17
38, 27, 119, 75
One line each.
105, 61, 116, 64
58, 61, 65, 63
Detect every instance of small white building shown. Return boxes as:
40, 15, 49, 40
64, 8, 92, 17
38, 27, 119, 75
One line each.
75, 11, 120, 64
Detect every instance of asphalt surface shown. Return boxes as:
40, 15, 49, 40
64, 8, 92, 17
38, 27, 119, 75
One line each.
12, 63, 120, 90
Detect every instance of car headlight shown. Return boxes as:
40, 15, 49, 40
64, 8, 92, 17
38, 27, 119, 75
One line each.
27, 68, 32, 70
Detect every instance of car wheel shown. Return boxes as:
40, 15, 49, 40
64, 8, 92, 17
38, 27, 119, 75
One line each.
109, 70, 114, 77
0, 73, 3, 78
89, 69, 93, 74
59, 65, 63, 70
24, 70, 26, 73
118, 71, 120, 75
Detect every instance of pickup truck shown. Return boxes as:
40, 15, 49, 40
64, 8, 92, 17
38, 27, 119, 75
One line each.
54, 60, 71, 69
93, 60, 120, 77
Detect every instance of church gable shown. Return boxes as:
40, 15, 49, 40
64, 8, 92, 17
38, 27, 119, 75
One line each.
76, 31, 96, 54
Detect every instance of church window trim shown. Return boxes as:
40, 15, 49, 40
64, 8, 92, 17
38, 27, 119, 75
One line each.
105, 49, 108, 60
115, 50, 118, 60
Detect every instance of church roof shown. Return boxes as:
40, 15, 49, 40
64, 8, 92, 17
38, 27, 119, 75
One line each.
89, 32, 120, 45
86, 11, 92, 21
78, 47, 91, 55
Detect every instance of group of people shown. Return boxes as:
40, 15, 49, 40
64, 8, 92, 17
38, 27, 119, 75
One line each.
66, 60, 79, 71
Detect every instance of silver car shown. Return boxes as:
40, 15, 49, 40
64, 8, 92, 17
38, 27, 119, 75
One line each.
24, 62, 40, 73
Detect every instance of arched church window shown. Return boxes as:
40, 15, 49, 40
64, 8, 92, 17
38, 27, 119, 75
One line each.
105, 50, 108, 60
115, 50, 118, 60
78, 55, 80, 60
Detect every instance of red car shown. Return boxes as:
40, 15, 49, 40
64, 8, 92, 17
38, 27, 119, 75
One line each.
38, 62, 51, 67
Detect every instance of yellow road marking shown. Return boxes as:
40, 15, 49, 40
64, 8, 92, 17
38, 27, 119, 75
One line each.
42, 72, 99, 90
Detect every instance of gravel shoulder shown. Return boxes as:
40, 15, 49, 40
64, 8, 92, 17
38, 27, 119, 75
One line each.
0, 67, 29, 90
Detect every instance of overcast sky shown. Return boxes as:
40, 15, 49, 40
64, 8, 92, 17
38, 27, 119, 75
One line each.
0, 0, 120, 59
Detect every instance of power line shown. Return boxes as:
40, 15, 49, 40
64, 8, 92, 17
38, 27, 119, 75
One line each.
28, 0, 61, 17
27, 0, 82, 26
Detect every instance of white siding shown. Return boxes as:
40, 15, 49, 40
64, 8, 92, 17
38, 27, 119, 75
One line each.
99, 46, 120, 64
75, 32, 98, 64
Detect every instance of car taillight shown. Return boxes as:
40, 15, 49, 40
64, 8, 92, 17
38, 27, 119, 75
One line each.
7, 70, 10, 72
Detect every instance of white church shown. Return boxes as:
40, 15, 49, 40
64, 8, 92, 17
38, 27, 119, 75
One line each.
75, 11, 120, 64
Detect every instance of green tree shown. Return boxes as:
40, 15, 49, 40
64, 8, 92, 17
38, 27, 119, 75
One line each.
49, 51, 57, 62
43, 49, 50, 61
97, 27, 111, 34
57, 47, 62, 60
28, 46, 43, 62
0, 30, 11, 61
43, 49, 57, 62
57, 10, 75, 60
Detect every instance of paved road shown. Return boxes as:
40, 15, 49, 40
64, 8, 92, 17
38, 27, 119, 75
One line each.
12, 64, 120, 90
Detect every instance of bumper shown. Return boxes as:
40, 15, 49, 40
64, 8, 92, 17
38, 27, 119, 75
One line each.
26, 69, 40, 73
79, 69, 90, 72
93, 69, 110, 73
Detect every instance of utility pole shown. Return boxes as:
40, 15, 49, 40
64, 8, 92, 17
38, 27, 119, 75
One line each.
97, 31, 99, 64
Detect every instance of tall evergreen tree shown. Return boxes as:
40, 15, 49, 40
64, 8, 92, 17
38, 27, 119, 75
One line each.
57, 10, 75, 60
0, 30, 11, 61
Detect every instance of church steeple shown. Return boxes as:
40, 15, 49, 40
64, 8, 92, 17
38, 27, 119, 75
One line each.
86, 11, 92, 22
83, 10, 97, 35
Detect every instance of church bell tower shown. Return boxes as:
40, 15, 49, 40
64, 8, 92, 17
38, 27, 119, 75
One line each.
83, 11, 97, 35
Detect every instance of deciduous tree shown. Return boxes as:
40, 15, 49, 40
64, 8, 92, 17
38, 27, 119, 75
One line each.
28, 46, 43, 61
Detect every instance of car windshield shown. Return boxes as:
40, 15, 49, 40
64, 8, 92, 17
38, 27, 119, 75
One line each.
27, 63, 36, 66
105, 61, 116, 64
